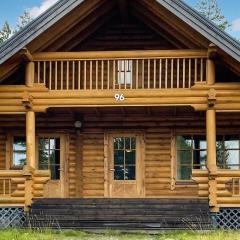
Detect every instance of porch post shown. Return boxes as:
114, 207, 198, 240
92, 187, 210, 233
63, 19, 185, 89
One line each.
206, 43, 218, 211
26, 111, 36, 169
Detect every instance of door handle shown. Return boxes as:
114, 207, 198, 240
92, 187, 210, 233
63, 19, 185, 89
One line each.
58, 168, 64, 171
109, 169, 115, 171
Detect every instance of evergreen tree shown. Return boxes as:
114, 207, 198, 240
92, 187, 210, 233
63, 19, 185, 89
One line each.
0, 10, 32, 43
195, 0, 230, 30
15, 11, 32, 32
0, 21, 12, 43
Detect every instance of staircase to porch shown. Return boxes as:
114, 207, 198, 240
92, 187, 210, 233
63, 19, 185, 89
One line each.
26, 198, 213, 230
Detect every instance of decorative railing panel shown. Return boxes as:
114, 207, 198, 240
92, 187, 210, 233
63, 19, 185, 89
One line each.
0, 178, 16, 197
33, 50, 207, 91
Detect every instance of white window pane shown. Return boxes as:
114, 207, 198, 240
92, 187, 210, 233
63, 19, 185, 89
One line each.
13, 152, 26, 166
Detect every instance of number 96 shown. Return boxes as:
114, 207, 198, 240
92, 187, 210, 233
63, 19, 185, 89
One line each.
114, 94, 125, 101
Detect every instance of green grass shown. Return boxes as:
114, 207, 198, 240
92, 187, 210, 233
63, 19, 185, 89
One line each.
0, 229, 239, 240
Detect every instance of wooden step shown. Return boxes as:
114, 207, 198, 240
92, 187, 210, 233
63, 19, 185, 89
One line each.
27, 198, 212, 230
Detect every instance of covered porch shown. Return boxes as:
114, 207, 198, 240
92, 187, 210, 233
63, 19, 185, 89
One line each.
0, 106, 240, 212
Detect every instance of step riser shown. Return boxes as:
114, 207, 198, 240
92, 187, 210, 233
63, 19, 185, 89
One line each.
28, 199, 212, 230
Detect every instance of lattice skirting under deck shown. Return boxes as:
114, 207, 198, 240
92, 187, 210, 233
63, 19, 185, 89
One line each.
212, 208, 240, 229
0, 208, 25, 228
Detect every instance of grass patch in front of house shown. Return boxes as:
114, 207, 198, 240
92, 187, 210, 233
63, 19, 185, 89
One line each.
0, 229, 240, 240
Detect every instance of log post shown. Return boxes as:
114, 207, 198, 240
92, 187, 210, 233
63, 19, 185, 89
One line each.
206, 44, 216, 85
206, 109, 218, 212
26, 111, 36, 169
25, 62, 35, 87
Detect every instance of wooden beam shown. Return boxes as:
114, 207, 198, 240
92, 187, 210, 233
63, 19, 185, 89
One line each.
26, 111, 36, 169
33, 49, 207, 61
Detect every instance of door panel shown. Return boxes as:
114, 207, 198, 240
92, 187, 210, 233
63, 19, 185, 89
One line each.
107, 133, 144, 198
39, 136, 66, 198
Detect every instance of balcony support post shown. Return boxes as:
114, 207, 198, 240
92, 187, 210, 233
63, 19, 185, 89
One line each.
207, 44, 217, 85
25, 62, 35, 87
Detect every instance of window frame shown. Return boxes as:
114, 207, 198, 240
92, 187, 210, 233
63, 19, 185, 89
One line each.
8, 134, 27, 170
116, 60, 133, 86
175, 134, 207, 182
7, 132, 64, 174
216, 135, 240, 170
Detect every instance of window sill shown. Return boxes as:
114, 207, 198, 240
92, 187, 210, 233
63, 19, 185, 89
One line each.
175, 181, 198, 187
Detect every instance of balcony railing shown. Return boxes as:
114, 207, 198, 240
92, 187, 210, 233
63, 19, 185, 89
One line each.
33, 50, 207, 91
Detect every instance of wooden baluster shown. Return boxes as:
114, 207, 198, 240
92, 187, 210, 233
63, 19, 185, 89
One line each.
136, 59, 139, 89
130, 60, 133, 89
84, 61, 87, 90
183, 59, 186, 88
96, 61, 98, 90
177, 59, 180, 88
142, 59, 144, 89
3, 179, 5, 196
55, 61, 58, 90
9, 179, 11, 195
72, 61, 75, 90
61, 61, 63, 90
195, 58, 198, 83
239, 178, 240, 195
165, 59, 168, 89
159, 59, 162, 89
171, 59, 174, 88
148, 59, 150, 89
66, 61, 69, 90
37, 62, 40, 84
200, 58, 203, 82
107, 60, 110, 90
78, 61, 81, 90
189, 59, 191, 88
101, 60, 104, 90
124, 60, 127, 89
113, 60, 116, 90
90, 60, 93, 90
43, 61, 46, 85
49, 61, 52, 90
153, 59, 156, 89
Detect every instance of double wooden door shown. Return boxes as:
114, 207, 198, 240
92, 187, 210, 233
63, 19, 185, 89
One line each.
105, 133, 145, 198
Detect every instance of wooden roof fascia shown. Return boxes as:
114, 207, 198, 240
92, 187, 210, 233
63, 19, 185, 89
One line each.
0, 0, 84, 65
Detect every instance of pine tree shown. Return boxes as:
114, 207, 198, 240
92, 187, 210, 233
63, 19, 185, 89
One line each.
15, 10, 32, 32
0, 21, 13, 43
195, 0, 230, 30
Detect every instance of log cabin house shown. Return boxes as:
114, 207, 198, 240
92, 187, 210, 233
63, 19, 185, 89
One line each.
0, 0, 240, 230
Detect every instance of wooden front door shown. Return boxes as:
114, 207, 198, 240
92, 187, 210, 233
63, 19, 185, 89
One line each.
106, 133, 145, 198
40, 135, 67, 198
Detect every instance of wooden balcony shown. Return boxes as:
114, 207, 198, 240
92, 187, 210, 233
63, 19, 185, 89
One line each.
33, 50, 207, 91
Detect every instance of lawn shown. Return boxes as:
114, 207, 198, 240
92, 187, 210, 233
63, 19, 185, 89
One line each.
0, 229, 240, 240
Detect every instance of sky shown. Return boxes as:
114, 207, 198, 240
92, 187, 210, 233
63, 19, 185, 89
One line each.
0, 0, 240, 39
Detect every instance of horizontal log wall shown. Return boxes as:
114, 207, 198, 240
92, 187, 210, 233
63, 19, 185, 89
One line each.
1, 110, 240, 206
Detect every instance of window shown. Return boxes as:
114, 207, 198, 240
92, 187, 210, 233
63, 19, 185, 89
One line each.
117, 60, 132, 85
113, 137, 136, 180
217, 135, 240, 170
176, 135, 207, 181
38, 137, 61, 180
12, 137, 26, 168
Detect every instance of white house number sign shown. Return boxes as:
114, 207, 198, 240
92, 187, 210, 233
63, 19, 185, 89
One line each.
114, 93, 125, 101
